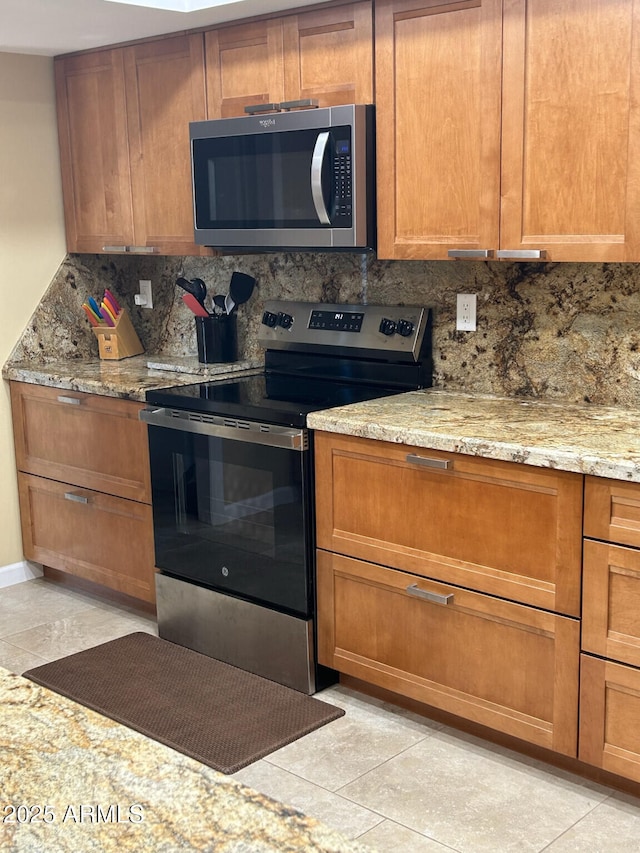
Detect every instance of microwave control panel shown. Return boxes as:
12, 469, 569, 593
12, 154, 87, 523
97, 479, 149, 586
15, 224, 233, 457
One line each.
332, 136, 352, 224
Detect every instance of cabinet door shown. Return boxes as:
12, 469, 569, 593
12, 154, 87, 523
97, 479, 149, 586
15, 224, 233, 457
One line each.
374, 0, 502, 260
501, 0, 640, 261
315, 432, 583, 615
318, 551, 580, 755
10, 382, 151, 504
583, 539, 640, 669
282, 1, 373, 107
123, 34, 208, 255
584, 475, 640, 549
55, 50, 134, 253
579, 654, 640, 782
205, 20, 284, 118
18, 473, 155, 604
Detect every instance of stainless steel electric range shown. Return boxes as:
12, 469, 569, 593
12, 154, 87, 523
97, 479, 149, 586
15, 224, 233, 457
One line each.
141, 300, 433, 694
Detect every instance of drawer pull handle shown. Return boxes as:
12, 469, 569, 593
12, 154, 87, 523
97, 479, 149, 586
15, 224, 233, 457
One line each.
406, 453, 451, 470
64, 492, 89, 505
496, 249, 546, 260
102, 245, 128, 253
57, 395, 81, 406
406, 584, 454, 605
448, 249, 494, 259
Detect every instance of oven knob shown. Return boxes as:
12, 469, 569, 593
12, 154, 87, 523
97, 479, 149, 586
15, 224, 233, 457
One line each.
278, 312, 294, 330
261, 310, 278, 328
396, 319, 415, 337
379, 318, 396, 336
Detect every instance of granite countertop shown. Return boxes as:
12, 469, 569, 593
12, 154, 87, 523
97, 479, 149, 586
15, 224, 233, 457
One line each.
7, 352, 640, 482
2, 354, 264, 402
307, 388, 640, 483
1, 668, 365, 853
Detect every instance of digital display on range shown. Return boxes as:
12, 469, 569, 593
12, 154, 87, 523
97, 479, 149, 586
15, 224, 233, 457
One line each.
308, 310, 364, 332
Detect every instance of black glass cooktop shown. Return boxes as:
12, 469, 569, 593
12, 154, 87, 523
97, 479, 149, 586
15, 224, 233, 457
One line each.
146, 372, 408, 428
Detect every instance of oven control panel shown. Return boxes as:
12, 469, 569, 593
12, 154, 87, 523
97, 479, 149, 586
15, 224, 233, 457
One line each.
259, 300, 430, 362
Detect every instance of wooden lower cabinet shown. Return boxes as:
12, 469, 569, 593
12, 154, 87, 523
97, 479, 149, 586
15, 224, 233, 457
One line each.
580, 654, 640, 783
583, 539, 640, 668
18, 473, 155, 604
317, 550, 580, 756
10, 382, 151, 503
315, 432, 583, 616
11, 381, 155, 605
584, 475, 640, 550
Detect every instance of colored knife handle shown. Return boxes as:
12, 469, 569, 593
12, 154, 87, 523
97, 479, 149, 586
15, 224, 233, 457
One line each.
100, 301, 116, 326
81, 303, 99, 326
104, 289, 121, 315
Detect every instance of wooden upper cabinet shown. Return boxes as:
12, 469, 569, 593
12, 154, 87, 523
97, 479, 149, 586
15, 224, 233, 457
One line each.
56, 34, 208, 255
205, 2, 373, 118
500, 0, 640, 261
55, 49, 133, 253
376, 0, 640, 262
205, 19, 285, 118
123, 34, 207, 255
375, 0, 503, 260
282, 2, 373, 106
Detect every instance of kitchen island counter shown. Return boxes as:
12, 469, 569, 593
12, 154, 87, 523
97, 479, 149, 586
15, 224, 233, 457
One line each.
307, 388, 640, 483
1, 667, 363, 853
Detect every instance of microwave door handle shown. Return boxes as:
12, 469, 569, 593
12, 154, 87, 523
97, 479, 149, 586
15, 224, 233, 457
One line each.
311, 131, 331, 225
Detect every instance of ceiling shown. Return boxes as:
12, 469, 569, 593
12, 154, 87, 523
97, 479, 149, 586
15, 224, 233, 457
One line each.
2, 0, 333, 57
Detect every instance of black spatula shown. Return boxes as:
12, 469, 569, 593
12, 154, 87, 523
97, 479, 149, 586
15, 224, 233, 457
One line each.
228, 272, 256, 311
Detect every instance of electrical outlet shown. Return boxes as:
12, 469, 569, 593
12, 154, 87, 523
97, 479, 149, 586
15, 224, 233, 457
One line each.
456, 293, 477, 331
135, 279, 153, 309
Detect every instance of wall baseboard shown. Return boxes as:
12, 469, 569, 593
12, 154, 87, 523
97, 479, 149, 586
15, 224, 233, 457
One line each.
0, 561, 44, 589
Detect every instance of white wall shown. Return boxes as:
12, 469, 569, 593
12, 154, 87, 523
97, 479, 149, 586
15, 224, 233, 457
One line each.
0, 52, 66, 568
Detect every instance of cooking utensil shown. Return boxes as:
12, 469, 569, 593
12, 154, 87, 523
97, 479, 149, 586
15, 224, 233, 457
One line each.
191, 278, 207, 303
224, 293, 235, 315
228, 272, 256, 310
176, 277, 207, 308
182, 292, 210, 317
213, 294, 226, 314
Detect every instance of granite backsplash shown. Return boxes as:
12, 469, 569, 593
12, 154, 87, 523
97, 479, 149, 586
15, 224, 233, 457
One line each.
8, 252, 640, 407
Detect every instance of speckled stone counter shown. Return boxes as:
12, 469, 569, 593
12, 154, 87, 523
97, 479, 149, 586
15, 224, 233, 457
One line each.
0, 668, 365, 853
307, 389, 640, 483
1, 355, 263, 403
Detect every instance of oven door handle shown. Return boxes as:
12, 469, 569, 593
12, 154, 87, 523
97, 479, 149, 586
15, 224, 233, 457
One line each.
139, 406, 308, 451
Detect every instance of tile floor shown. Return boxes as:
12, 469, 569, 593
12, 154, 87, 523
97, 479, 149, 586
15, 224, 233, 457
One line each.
2, 576, 640, 852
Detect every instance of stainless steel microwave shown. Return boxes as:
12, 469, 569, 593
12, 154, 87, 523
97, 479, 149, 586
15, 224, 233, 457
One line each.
190, 104, 375, 252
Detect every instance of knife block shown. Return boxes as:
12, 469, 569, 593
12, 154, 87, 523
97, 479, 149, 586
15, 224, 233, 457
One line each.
92, 309, 144, 360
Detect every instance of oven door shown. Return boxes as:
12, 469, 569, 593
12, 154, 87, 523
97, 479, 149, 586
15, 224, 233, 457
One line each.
141, 407, 313, 618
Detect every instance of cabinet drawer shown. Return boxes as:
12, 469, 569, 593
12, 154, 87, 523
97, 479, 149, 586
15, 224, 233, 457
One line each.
315, 433, 583, 615
10, 382, 150, 503
18, 472, 155, 604
583, 539, 640, 667
579, 654, 640, 783
584, 476, 640, 549
317, 550, 580, 756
